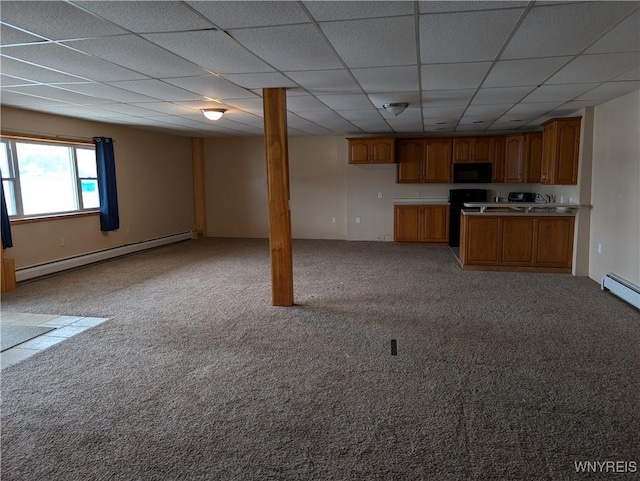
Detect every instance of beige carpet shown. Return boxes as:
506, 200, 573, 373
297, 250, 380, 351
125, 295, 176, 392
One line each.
1, 238, 639, 480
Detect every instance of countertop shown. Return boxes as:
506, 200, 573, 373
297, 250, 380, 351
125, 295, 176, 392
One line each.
462, 202, 583, 215
394, 198, 449, 205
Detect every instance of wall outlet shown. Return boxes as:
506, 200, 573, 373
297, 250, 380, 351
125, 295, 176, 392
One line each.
331, 217, 336, 223
60, 237, 65, 246
377, 192, 383, 199
598, 243, 602, 254
355, 217, 361, 224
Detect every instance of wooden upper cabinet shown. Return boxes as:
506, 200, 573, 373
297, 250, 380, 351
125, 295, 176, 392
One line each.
453, 138, 473, 163
524, 132, 543, 183
503, 135, 525, 183
397, 138, 451, 183
453, 137, 498, 163
347, 137, 395, 164
492, 137, 505, 183
540, 117, 581, 185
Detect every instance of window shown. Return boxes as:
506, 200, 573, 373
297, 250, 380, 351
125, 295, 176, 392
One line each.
0, 136, 99, 218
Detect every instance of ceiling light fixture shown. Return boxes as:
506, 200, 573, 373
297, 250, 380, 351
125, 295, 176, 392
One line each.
201, 108, 226, 121
383, 102, 409, 116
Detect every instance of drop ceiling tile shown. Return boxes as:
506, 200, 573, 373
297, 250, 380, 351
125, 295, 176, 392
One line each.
523, 83, 599, 102
379, 107, 422, 120
225, 111, 264, 128
56, 83, 161, 103
368, 92, 422, 109
0, 24, 48, 45
615, 65, 640, 81
6, 84, 112, 105
335, 109, 383, 122
419, 1, 527, 14
471, 86, 536, 105
32, 105, 129, 120
218, 97, 265, 114
419, 9, 523, 64
0, 89, 71, 106
221, 73, 297, 89
464, 104, 514, 117
352, 66, 419, 93
501, 2, 638, 59
0, 74, 38, 87
458, 117, 497, 126
230, 24, 343, 71
2, 45, 148, 82
163, 76, 257, 100
316, 94, 374, 110
388, 118, 424, 133
99, 103, 170, 117
106, 80, 202, 102
424, 124, 455, 133
496, 113, 538, 123
112, 101, 197, 116
574, 81, 640, 101
506, 102, 564, 116
349, 119, 393, 133
485, 123, 524, 132
554, 100, 598, 113
456, 123, 488, 132
585, 10, 640, 54
295, 109, 354, 126
424, 118, 457, 127
422, 106, 467, 118
143, 30, 274, 75
0, 1, 126, 40
320, 17, 416, 68
287, 95, 332, 112
546, 53, 640, 84
422, 89, 476, 106
188, 1, 310, 29
421, 62, 492, 90
0, 56, 87, 84
64, 36, 206, 79
305, 1, 414, 21
484, 57, 572, 88
74, 1, 213, 33
284, 69, 362, 94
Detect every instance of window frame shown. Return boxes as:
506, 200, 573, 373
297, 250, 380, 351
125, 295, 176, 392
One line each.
0, 133, 100, 221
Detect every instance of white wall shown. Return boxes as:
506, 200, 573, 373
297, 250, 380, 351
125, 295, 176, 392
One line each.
589, 89, 640, 284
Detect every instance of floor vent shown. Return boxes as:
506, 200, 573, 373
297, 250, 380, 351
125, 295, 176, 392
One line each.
601, 273, 640, 310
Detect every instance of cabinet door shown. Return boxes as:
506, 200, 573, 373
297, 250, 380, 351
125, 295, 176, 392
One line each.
453, 138, 473, 163
473, 137, 492, 163
348, 139, 371, 164
397, 139, 424, 183
535, 217, 574, 267
504, 135, 525, 183
371, 138, 395, 164
524, 132, 543, 183
492, 137, 505, 183
501, 217, 535, 264
465, 217, 500, 263
555, 121, 580, 184
422, 205, 449, 242
424, 139, 452, 183
394, 205, 421, 242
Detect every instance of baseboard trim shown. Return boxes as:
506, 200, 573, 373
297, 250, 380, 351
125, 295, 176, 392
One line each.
15, 232, 193, 282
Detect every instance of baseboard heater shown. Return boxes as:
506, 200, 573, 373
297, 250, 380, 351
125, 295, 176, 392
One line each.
601, 273, 640, 310
16, 232, 193, 282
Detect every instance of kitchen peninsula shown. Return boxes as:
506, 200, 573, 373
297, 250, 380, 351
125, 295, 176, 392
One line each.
458, 203, 582, 273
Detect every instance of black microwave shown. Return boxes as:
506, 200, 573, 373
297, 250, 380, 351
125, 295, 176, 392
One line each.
453, 162, 492, 183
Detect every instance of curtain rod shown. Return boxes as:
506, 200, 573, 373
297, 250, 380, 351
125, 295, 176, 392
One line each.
0, 127, 117, 143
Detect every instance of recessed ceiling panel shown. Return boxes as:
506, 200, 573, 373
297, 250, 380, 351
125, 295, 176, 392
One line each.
106, 79, 203, 102
352, 66, 419, 93
74, 1, 213, 33
188, 1, 310, 29
320, 16, 416, 68
0, 1, 126, 40
305, 1, 413, 21
484, 57, 572, 88
284, 69, 362, 95
501, 2, 638, 59
2, 44, 148, 82
64, 36, 206, 79
419, 9, 523, 63
230, 24, 343, 71
143, 30, 274, 75
421, 62, 492, 90
546, 53, 640, 84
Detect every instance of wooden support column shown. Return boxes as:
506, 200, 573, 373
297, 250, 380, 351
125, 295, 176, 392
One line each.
1, 240, 17, 293
263, 88, 293, 306
191, 137, 207, 239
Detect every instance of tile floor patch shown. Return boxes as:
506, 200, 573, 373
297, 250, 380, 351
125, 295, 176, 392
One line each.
1, 312, 109, 370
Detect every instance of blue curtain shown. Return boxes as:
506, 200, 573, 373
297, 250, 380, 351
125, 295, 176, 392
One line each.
1, 181, 13, 248
93, 137, 119, 232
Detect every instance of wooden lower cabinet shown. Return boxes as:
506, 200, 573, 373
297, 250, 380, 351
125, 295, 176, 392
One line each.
394, 205, 449, 243
459, 214, 574, 272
